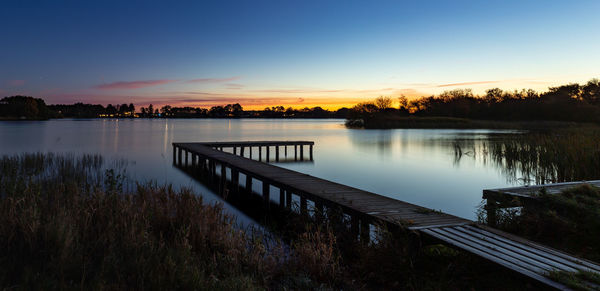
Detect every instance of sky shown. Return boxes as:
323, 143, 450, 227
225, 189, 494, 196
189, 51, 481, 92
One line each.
1, 0, 599, 110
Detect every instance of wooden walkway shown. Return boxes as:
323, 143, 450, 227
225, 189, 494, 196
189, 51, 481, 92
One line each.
192, 141, 314, 162
422, 224, 600, 290
172, 141, 600, 290
484, 180, 600, 200
483, 180, 600, 226
173, 141, 469, 230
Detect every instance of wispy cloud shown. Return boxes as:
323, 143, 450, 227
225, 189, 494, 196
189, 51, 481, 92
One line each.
224, 83, 244, 89
93, 79, 175, 89
437, 81, 499, 87
186, 76, 240, 83
6, 80, 25, 87
252, 88, 345, 94
181, 91, 227, 95
249, 87, 410, 96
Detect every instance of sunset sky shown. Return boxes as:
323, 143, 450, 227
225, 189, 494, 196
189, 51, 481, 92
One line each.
1, 0, 599, 110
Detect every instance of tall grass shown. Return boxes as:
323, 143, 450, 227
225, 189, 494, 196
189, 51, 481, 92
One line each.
453, 127, 600, 184
1, 153, 541, 289
0, 153, 345, 289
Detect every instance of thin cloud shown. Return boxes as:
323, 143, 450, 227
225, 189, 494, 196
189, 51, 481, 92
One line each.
393, 88, 425, 97
437, 81, 499, 87
224, 83, 244, 89
253, 88, 345, 94
6, 80, 25, 87
94, 80, 175, 89
186, 76, 240, 83
251, 87, 402, 95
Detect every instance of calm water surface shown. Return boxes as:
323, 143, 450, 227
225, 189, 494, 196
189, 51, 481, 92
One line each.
0, 119, 525, 221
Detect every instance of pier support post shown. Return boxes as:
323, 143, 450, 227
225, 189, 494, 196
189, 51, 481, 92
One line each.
300, 197, 308, 216
240, 146, 244, 157
233, 146, 237, 155
210, 160, 216, 179
259, 146, 262, 161
284, 145, 287, 157
220, 164, 227, 194
172, 145, 176, 164
178, 148, 182, 165
486, 198, 498, 226
231, 169, 239, 194
276, 146, 279, 162
262, 182, 270, 206
300, 145, 304, 161
249, 147, 253, 159
266, 146, 270, 162
351, 215, 359, 238
286, 191, 292, 210
245, 174, 252, 193
279, 188, 285, 208
310, 145, 313, 161
200, 157, 206, 172
294, 145, 298, 161
192, 153, 197, 167
360, 220, 370, 243
315, 201, 324, 223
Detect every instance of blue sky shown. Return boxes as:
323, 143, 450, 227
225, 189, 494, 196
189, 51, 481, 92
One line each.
1, 0, 599, 108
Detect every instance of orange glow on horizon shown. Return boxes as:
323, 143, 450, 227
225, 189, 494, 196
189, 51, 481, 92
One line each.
35, 75, 598, 111
140, 98, 372, 111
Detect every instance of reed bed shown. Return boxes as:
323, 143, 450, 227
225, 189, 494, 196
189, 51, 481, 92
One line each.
0, 153, 345, 289
453, 127, 600, 184
0, 153, 539, 290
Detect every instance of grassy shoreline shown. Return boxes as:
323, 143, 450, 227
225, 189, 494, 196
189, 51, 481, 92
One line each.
346, 115, 596, 129
0, 153, 336, 289
0, 153, 544, 289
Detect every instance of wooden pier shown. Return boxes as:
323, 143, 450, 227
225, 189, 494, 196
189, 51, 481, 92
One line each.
193, 141, 314, 162
483, 180, 600, 226
172, 141, 600, 290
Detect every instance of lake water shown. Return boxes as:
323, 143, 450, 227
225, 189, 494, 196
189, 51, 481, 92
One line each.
0, 118, 525, 221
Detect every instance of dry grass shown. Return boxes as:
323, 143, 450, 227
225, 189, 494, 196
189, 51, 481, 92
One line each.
0, 153, 541, 290
0, 153, 344, 289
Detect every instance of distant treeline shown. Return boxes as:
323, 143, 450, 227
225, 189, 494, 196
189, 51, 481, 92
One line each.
145, 104, 349, 118
4, 79, 599, 122
0, 96, 53, 120
347, 79, 600, 128
0, 97, 349, 119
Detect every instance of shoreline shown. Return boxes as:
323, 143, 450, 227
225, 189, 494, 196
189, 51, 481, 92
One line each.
346, 116, 597, 130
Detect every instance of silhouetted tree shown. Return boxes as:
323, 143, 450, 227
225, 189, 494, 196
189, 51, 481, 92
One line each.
147, 104, 154, 117
0, 96, 52, 119
582, 79, 600, 105
160, 105, 172, 116
106, 104, 117, 115
374, 96, 393, 110
485, 88, 504, 103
